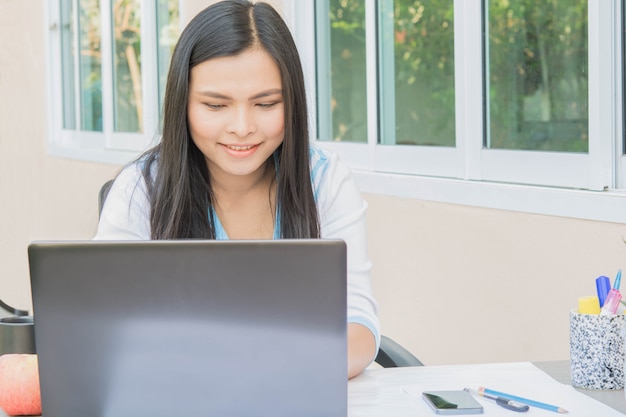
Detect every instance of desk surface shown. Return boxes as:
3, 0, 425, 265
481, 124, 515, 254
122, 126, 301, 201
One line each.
7, 360, 624, 417
534, 360, 626, 414
349, 361, 626, 416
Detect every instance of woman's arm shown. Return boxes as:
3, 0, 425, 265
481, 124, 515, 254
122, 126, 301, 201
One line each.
348, 322, 377, 379
312, 144, 381, 378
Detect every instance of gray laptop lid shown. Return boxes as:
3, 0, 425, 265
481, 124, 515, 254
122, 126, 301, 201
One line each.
28, 239, 347, 417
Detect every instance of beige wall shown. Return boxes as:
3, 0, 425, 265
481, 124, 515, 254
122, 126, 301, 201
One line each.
0, 1, 119, 308
1, 0, 624, 365
366, 194, 624, 365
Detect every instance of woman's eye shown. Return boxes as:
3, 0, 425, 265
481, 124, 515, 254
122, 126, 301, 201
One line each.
205, 103, 225, 109
257, 102, 279, 109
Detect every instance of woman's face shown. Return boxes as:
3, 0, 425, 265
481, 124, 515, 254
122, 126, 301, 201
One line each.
187, 48, 285, 181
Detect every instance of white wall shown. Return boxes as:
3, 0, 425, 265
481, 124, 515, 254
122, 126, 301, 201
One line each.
1, 0, 624, 365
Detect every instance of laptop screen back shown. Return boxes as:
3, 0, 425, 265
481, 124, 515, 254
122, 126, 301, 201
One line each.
28, 239, 347, 417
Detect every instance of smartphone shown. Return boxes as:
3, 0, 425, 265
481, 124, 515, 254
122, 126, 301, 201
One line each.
422, 390, 484, 415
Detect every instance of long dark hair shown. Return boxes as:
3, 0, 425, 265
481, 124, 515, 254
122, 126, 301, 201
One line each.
140, 0, 319, 240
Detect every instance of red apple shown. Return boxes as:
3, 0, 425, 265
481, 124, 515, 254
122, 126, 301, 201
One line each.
0, 354, 41, 416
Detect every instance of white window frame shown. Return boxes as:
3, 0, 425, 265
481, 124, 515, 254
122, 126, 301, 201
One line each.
46, 0, 166, 166
290, 0, 626, 224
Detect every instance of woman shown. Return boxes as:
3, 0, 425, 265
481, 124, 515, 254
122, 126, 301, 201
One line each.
96, 0, 379, 379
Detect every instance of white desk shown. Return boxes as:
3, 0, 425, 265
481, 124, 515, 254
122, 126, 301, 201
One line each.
348, 361, 626, 416
6, 361, 624, 417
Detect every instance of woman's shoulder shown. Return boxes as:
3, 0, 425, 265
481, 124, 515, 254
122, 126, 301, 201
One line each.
309, 141, 336, 162
308, 142, 339, 182
308, 142, 357, 201
116, 152, 157, 183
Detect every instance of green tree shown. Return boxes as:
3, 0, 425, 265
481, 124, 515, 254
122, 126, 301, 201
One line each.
326, 0, 588, 151
392, 0, 455, 146
488, 0, 588, 151
112, 0, 143, 132
328, 0, 367, 142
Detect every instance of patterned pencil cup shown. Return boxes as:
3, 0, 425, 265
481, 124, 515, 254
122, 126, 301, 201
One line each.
569, 310, 626, 390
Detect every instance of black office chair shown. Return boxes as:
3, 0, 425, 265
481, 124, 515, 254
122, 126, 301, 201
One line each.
98, 179, 115, 215
98, 181, 424, 368
376, 335, 423, 367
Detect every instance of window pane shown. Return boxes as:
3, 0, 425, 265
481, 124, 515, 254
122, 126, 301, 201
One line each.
317, 0, 368, 143
623, 0, 626, 157
487, 0, 588, 152
79, 0, 103, 131
60, 0, 76, 129
112, 0, 142, 133
380, 0, 455, 147
157, 0, 180, 114
61, 0, 103, 131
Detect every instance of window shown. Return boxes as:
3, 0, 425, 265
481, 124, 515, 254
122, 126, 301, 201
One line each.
300, 0, 626, 223
47, 0, 179, 164
315, 0, 368, 143
486, 1, 588, 153
378, 0, 456, 148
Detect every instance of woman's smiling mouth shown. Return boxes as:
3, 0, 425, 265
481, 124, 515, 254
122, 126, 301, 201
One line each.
221, 143, 260, 158
225, 144, 255, 151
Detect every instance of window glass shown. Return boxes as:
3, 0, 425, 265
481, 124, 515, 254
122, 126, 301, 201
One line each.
486, 0, 588, 152
623, 0, 626, 157
317, 0, 367, 143
59, 0, 102, 132
79, 0, 103, 132
60, 0, 76, 129
316, 0, 455, 146
53, 0, 179, 154
112, 0, 142, 133
60, 0, 103, 131
157, 0, 180, 115
380, 0, 455, 146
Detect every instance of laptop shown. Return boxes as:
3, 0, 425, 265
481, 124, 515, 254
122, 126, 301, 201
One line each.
28, 239, 347, 417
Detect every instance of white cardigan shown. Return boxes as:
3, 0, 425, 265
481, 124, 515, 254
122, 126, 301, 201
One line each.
95, 143, 380, 352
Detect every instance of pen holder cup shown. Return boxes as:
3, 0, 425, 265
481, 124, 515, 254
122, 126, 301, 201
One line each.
569, 310, 625, 390
0, 316, 35, 355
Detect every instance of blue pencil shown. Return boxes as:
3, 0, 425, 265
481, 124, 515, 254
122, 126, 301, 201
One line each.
479, 387, 568, 414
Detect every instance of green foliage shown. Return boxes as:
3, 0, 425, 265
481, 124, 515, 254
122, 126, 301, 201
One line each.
391, 0, 455, 146
67, 0, 178, 133
326, 0, 589, 151
327, 0, 368, 142
488, 0, 588, 152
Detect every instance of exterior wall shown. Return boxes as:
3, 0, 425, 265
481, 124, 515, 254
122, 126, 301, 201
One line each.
1, 0, 624, 364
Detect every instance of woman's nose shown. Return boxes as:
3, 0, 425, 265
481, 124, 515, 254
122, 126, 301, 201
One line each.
226, 107, 256, 137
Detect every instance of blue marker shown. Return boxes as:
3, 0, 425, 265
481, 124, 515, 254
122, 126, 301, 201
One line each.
464, 388, 529, 412
596, 275, 611, 307
478, 387, 568, 413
